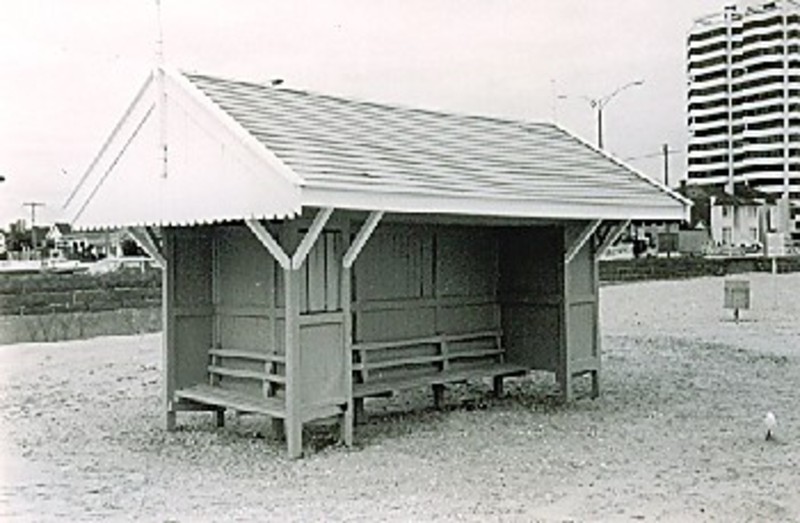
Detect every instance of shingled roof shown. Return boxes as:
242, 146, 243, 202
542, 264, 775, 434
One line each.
64, 68, 689, 228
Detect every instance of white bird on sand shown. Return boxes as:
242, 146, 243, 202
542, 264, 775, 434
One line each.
764, 411, 777, 441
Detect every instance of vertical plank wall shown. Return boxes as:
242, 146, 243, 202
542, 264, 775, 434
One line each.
297, 226, 347, 411
353, 223, 500, 345
498, 226, 564, 371
213, 224, 279, 396
169, 226, 214, 394
564, 222, 600, 379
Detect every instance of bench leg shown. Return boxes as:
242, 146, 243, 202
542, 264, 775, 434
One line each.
590, 370, 600, 399
492, 376, 505, 398
165, 409, 176, 432
341, 400, 354, 447
215, 409, 225, 428
354, 398, 365, 425
286, 419, 303, 459
432, 384, 445, 410
271, 418, 285, 441
557, 371, 573, 403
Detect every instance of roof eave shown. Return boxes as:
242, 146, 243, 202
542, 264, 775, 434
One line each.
302, 186, 688, 223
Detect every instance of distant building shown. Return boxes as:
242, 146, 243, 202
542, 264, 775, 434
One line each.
686, 0, 800, 240
46, 223, 129, 260
680, 182, 778, 249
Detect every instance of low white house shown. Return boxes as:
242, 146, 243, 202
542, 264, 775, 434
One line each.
709, 191, 777, 248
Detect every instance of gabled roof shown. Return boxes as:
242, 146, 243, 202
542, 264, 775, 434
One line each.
65, 68, 689, 228
50, 223, 73, 235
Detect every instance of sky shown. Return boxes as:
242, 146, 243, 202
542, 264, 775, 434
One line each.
0, 0, 722, 228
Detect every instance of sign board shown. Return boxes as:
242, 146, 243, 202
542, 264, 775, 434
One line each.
724, 279, 750, 310
766, 233, 786, 257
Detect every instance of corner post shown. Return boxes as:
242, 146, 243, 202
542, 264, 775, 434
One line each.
340, 218, 354, 446
284, 264, 303, 458
161, 227, 177, 430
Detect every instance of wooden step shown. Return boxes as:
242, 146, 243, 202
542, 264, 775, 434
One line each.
175, 384, 286, 418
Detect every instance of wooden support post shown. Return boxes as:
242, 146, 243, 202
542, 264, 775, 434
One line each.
492, 376, 504, 398
591, 229, 603, 400
162, 228, 177, 430
272, 419, 285, 441
340, 220, 355, 446
354, 398, 365, 425
284, 267, 303, 458
560, 225, 574, 403
590, 370, 600, 399
432, 384, 445, 409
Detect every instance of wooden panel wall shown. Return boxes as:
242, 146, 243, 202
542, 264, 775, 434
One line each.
171, 226, 214, 390
296, 220, 347, 410
353, 224, 500, 344
564, 222, 600, 375
214, 225, 275, 353
499, 226, 564, 371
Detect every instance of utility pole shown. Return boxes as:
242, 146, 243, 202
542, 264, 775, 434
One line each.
23, 202, 45, 253
662, 143, 670, 187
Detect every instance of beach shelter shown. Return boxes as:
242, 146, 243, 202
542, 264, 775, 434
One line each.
65, 68, 690, 458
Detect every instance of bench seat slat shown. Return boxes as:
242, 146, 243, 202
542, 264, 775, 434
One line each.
353, 363, 527, 398
447, 348, 504, 359
442, 330, 502, 342
208, 365, 286, 384
353, 336, 441, 352
209, 348, 285, 363
359, 354, 444, 371
175, 384, 286, 418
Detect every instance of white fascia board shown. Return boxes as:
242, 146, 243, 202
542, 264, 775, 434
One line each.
553, 124, 694, 209
302, 187, 689, 222
165, 67, 303, 187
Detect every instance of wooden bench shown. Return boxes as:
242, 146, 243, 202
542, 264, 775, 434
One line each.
174, 348, 287, 426
352, 330, 527, 420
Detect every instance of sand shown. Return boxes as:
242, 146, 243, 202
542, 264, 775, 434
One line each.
1, 272, 799, 522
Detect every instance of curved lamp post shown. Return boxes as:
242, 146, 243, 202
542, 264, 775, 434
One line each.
561, 79, 644, 150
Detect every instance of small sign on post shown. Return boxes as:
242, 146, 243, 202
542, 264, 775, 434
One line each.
724, 279, 750, 322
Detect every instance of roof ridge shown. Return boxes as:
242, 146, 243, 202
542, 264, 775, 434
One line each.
183, 71, 556, 131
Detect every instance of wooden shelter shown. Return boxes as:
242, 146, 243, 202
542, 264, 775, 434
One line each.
65, 68, 690, 458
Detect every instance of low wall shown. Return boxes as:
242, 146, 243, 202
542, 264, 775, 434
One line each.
599, 256, 800, 283
0, 307, 161, 345
3, 257, 799, 344
0, 270, 162, 345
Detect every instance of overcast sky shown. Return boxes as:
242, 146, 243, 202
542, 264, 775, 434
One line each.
0, 1, 720, 227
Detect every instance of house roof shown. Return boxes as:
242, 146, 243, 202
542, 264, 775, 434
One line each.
65, 68, 689, 229
50, 223, 73, 235
680, 184, 777, 206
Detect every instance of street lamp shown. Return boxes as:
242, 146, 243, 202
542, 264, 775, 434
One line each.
561, 79, 644, 150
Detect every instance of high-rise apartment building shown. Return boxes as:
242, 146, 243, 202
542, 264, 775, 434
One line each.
687, 0, 800, 239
